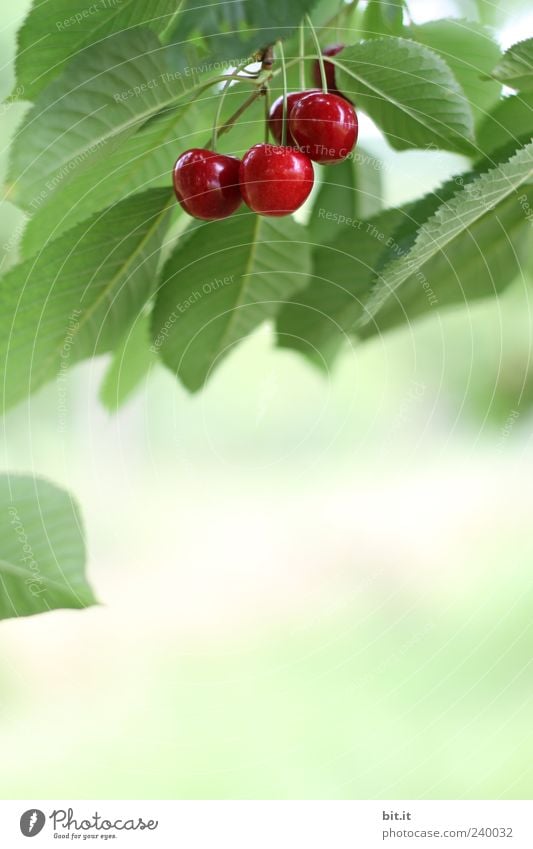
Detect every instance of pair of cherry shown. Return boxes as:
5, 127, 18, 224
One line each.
173, 49, 357, 220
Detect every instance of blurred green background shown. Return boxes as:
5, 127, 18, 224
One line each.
0, 0, 532, 799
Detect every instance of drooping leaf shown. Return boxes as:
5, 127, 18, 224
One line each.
0, 475, 95, 620
360, 201, 531, 340
12, 0, 179, 100
409, 19, 502, 127
308, 149, 383, 248
492, 37, 533, 91
19, 104, 198, 257
281, 154, 383, 369
6, 29, 186, 213
278, 143, 533, 358
308, 159, 359, 245
99, 313, 157, 412
152, 213, 311, 391
277, 206, 406, 367
476, 92, 533, 161
19, 86, 264, 258
167, 0, 322, 57
353, 147, 384, 220
210, 0, 320, 37
0, 187, 173, 411
360, 141, 533, 330
334, 37, 476, 155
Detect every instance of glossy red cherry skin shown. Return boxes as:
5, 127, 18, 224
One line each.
289, 92, 358, 164
172, 148, 242, 220
312, 43, 345, 95
239, 144, 314, 217
268, 91, 319, 147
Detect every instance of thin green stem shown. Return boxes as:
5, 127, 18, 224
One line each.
330, 0, 359, 39
197, 57, 300, 150
278, 40, 289, 147
211, 58, 255, 151
335, 0, 344, 42
299, 23, 306, 91
264, 85, 271, 143
403, 0, 414, 27
211, 78, 233, 151
306, 14, 327, 93
159, 0, 187, 45
204, 89, 264, 151
169, 56, 298, 118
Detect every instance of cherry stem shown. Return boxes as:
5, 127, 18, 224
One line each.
277, 40, 289, 147
299, 23, 306, 91
306, 14, 327, 93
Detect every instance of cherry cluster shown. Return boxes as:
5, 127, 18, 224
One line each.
172, 46, 358, 220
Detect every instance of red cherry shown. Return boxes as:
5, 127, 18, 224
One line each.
239, 144, 314, 217
268, 91, 319, 146
289, 92, 358, 164
312, 43, 345, 95
172, 148, 242, 220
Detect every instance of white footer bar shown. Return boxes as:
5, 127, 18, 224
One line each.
1, 800, 532, 847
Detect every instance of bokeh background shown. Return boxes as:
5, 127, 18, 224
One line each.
0, 0, 532, 799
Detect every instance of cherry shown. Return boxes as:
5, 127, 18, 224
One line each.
268, 91, 318, 147
239, 144, 314, 217
172, 148, 242, 220
312, 43, 345, 96
289, 91, 358, 164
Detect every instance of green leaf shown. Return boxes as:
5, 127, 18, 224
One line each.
476, 92, 533, 161
360, 141, 533, 330
335, 37, 476, 154
474, 0, 532, 27
409, 19, 502, 127
99, 313, 156, 412
362, 0, 406, 38
0, 187, 173, 411
12, 0, 178, 101
6, 29, 185, 213
492, 38, 533, 91
152, 214, 311, 391
0, 475, 95, 620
